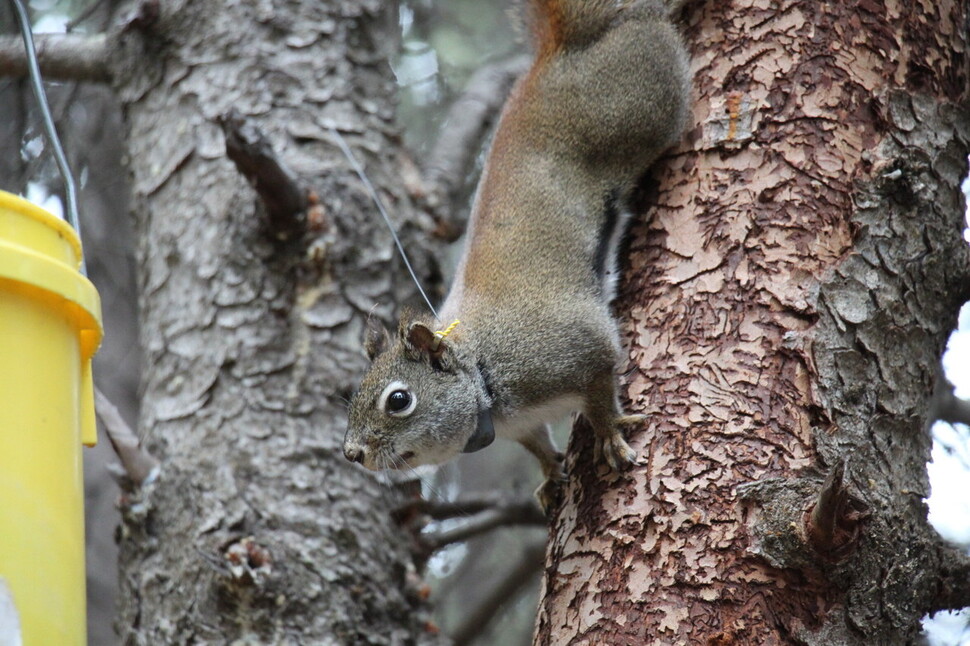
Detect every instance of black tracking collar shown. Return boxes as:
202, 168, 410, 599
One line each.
462, 361, 496, 454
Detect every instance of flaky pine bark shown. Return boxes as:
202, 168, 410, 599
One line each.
105, 1, 444, 642
537, 1, 970, 644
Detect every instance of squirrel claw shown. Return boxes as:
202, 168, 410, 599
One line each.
535, 454, 567, 516
617, 413, 648, 428
535, 477, 564, 516
595, 414, 643, 471
598, 434, 637, 471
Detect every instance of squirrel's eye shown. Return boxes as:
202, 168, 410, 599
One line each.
380, 382, 417, 417
386, 390, 411, 413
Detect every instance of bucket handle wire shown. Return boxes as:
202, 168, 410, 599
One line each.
7, 0, 82, 241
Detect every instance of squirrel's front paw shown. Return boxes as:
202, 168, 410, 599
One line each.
595, 414, 643, 471
534, 453, 567, 515
535, 477, 564, 516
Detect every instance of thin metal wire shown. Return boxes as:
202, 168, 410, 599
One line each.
9, 0, 82, 238
329, 127, 440, 321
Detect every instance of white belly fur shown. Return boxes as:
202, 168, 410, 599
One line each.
494, 394, 585, 441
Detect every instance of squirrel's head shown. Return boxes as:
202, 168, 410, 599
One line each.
344, 313, 491, 471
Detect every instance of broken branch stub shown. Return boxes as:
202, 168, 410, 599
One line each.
804, 459, 870, 561
218, 109, 309, 240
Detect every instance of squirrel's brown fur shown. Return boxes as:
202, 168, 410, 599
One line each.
345, 0, 690, 512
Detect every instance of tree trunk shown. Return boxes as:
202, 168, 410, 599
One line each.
108, 0, 444, 642
536, 1, 970, 643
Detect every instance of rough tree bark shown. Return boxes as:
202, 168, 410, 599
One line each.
536, 1, 970, 644
99, 0, 444, 642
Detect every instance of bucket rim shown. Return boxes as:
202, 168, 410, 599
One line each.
0, 190, 83, 269
0, 240, 103, 357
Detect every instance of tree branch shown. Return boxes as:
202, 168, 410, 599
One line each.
395, 492, 523, 522
423, 54, 530, 190
218, 109, 311, 240
418, 55, 530, 240
451, 538, 546, 646
932, 543, 970, 612
94, 387, 159, 487
931, 376, 970, 428
418, 497, 546, 554
804, 458, 869, 560
0, 33, 110, 83
395, 493, 547, 562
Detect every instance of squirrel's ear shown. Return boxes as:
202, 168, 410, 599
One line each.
364, 315, 391, 360
403, 322, 442, 359
402, 320, 460, 372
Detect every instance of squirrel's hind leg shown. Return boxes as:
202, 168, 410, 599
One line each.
584, 373, 642, 472
518, 424, 566, 515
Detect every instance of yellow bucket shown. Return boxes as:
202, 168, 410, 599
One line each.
0, 190, 102, 645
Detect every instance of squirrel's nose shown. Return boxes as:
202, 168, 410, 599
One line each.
344, 445, 365, 464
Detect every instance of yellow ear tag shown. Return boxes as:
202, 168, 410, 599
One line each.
431, 319, 460, 351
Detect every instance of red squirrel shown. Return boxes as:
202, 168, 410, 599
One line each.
344, 0, 690, 512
